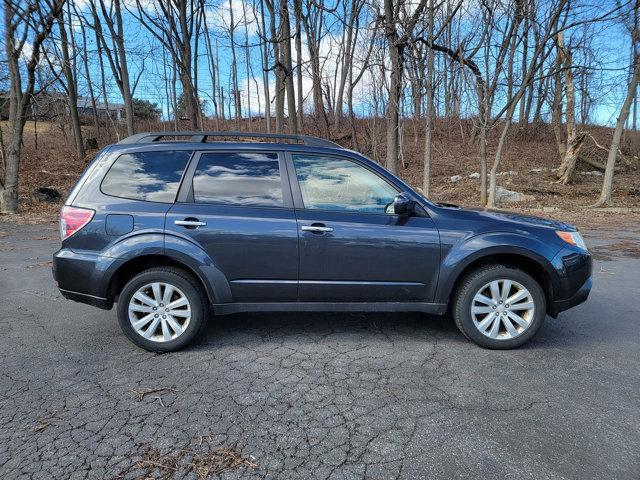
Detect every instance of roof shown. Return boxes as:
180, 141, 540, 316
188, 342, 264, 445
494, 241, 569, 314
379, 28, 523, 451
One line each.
76, 97, 124, 110
116, 131, 341, 149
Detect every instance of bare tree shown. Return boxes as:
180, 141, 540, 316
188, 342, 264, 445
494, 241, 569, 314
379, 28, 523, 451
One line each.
132, 0, 202, 130
56, 4, 85, 159
1, 0, 66, 213
383, 0, 428, 174
90, 0, 136, 136
595, 10, 640, 206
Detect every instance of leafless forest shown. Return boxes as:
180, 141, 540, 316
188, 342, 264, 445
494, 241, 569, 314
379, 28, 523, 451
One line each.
1, 0, 639, 216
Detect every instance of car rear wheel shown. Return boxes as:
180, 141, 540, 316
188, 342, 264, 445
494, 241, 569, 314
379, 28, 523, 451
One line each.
452, 265, 546, 349
117, 267, 208, 352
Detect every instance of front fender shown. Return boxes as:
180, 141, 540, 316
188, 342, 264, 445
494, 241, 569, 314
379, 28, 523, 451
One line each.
434, 231, 563, 304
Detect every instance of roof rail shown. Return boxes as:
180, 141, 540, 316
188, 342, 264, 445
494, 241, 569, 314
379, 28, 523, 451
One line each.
117, 131, 340, 148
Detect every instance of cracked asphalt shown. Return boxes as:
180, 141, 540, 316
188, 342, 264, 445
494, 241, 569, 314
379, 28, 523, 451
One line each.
1, 222, 639, 479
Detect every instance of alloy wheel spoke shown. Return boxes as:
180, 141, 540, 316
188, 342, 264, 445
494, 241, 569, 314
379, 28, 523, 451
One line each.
488, 316, 501, 338
507, 310, 529, 328
132, 313, 155, 330
502, 315, 518, 337
472, 305, 494, 315
151, 283, 163, 304
510, 301, 534, 311
129, 304, 155, 314
506, 289, 528, 305
166, 315, 184, 335
477, 314, 497, 332
500, 280, 512, 302
474, 293, 495, 306
143, 317, 161, 338
160, 318, 172, 341
489, 281, 501, 303
162, 285, 175, 305
133, 291, 157, 307
167, 297, 188, 310
168, 308, 190, 318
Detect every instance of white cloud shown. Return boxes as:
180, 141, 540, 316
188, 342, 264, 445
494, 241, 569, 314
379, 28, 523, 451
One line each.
206, 0, 259, 37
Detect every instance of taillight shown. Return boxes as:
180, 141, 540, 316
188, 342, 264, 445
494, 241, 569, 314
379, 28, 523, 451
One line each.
60, 206, 94, 240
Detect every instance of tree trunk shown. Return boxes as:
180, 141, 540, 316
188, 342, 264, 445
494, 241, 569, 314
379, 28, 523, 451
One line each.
279, 0, 297, 134
58, 13, 85, 160
557, 34, 583, 184
294, 0, 304, 131
595, 58, 640, 206
422, 0, 435, 196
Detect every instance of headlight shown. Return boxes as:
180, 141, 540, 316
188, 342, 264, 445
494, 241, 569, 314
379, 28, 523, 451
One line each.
556, 230, 587, 251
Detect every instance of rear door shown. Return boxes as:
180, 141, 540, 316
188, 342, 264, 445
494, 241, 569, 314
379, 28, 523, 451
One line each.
287, 152, 440, 303
165, 150, 299, 302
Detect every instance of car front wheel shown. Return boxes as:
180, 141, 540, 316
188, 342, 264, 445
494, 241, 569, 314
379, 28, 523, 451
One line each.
452, 265, 547, 349
117, 267, 208, 352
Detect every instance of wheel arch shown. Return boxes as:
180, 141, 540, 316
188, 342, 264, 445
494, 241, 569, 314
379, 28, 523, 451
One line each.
106, 255, 213, 307
437, 239, 561, 317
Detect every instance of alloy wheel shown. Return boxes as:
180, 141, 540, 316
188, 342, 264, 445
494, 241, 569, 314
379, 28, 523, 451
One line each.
128, 282, 192, 342
470, 279, 535, 340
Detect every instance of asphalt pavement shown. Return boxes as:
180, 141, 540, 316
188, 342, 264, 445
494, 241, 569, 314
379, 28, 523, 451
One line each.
0, 221, 638, 479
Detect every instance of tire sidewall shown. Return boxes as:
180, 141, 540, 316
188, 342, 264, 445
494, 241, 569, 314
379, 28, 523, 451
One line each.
455, 266, 546, 349
117, 269, 206, 352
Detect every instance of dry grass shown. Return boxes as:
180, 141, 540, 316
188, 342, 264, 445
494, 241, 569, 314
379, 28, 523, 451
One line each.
116, 442, 258, 479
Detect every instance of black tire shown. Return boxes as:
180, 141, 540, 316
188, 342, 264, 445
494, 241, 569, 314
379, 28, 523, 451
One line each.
452, 264, 546, 349
117, 267, 208, 352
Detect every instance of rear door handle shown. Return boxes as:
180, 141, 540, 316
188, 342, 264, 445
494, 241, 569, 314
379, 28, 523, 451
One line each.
301, 225, 333, 233
175, 219, 206, 228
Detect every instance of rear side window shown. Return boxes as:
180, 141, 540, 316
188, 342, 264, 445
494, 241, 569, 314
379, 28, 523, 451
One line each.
192, 152, 283, 207
101, 150, 192, 203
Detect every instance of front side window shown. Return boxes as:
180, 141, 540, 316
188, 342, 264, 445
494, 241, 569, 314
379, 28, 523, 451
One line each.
292, 154, 399, 213
192, 152, 283, 207
101, 150, 192, 203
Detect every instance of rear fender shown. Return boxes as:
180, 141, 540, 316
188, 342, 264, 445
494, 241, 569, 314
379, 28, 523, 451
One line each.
96, 232, 231, 305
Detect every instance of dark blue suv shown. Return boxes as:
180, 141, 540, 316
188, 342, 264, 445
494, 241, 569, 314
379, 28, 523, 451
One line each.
53, 132, 592, 351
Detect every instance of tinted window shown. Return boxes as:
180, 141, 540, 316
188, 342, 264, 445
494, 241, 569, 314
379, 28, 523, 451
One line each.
192, 152, 283, 207
101, 150, 191, 203
293, 154, 399, 213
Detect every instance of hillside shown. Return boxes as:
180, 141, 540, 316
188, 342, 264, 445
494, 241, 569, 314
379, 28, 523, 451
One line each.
4, 117, 639, 228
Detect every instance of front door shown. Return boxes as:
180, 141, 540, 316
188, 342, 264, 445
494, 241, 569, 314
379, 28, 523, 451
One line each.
166, 150, 298, 302
288, 153, 440, 302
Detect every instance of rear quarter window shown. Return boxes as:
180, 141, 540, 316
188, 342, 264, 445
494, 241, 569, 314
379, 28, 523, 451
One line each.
101, 150, 192, 203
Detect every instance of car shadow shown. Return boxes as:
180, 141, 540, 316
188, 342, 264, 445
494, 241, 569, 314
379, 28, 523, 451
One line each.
194, 311, 466, 349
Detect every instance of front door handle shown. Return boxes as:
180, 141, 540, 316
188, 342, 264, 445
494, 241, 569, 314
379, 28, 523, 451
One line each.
301, 225, 333, 233
175, 219, 206, 228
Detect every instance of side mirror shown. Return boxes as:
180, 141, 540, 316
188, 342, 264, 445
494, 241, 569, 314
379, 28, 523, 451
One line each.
393, 193, 415, 216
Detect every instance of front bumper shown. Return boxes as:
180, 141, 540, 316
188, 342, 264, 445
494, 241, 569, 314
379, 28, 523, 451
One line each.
549, 246, 592, 316
553, 277, 592, 314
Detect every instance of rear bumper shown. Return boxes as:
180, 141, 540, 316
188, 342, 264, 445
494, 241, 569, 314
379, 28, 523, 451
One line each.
53, 248, 113, 309
58, 288, 111, 309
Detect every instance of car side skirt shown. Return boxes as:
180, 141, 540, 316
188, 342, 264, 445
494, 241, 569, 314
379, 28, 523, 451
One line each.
213, 302, 447, 315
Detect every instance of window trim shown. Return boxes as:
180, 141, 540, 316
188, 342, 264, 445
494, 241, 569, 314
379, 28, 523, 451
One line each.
177, 150, 293, 209
285, 151, 402, 216
99, 149, 194, 204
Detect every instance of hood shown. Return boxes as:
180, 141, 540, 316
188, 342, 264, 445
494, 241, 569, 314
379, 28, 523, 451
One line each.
433, 202, 575, 231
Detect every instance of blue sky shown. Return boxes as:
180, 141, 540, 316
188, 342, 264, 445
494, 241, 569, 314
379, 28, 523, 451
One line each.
55, 0, 637, 126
